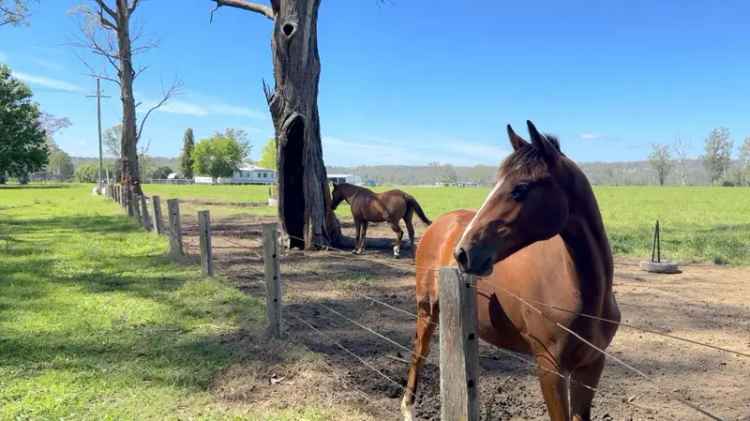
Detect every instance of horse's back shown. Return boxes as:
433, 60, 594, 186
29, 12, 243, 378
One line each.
415, 209, 613, 361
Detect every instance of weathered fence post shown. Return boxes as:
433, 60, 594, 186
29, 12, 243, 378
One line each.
198, 210, 213, 276
263, 223, 282, 338
126, 188, 134, 216
140, 194, 152, 231
132, 194, 143, 225
167, 199, 183, 257
439, 267, 479, 421
152, 195, 163, 235
115, 185, 121, 205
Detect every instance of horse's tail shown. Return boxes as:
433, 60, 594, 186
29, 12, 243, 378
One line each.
406, 195, 431, 226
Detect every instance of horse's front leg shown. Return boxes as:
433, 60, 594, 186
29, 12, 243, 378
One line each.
358, 222, 368, 254
390, 222, 404, 258
352, 219, 361, 254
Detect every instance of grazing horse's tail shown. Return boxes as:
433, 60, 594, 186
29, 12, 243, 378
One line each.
406, 195, 431, 225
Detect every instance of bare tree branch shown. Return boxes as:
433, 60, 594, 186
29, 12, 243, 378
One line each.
93, 0, 117, 19
211, 0, 275, 21
128, 0, 142, 16
136, 80, 182, 141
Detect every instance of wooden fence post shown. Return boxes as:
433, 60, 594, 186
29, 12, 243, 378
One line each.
126, 188, 134, 216
132, 194, 143, 224
439, 267, 479, 421
140, 194, 152, 231
167, 199, 183, 257
263, 223, 282, 338
152, 195, 163, 235
198, 210, 213, 276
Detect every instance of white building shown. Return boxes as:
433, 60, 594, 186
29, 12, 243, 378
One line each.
328, 173, 363, 185
194, 164, 276, 185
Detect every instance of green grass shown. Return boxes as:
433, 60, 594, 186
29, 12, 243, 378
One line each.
95, 182, 750, 264
385, 185, 750, 265
143, 184, 271, 203
0, 184, 349, 420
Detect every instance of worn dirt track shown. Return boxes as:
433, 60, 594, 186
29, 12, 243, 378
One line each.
181, 214, 750, 421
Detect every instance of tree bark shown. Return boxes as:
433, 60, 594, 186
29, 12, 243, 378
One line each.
214, 0, 341, 249
268, 0, 340, 249
114, 0, 141, 207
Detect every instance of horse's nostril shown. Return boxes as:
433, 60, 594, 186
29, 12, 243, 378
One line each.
454, 247, 469, 269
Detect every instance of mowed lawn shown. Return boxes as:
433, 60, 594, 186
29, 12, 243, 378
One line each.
146, 183, 750, 265
0, 185, 350, 420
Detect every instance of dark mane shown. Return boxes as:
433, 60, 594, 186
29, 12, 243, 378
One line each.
497, 133, 561, 180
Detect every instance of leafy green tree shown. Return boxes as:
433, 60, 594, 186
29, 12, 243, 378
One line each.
149, 166, 173, 180
703, 128, 733, 184
738, 137, 750, 186
258, 138, 277, 170
74, 164, 99, 183
648, 143, 673, 186
48, 149, 75, 181
180, 128, 194, 179
192, 133, 247, 178
0, 64, 48, 179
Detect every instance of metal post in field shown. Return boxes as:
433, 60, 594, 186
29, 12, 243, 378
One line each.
263, 223, 282, 338
439, 267, 479, 421
152, 196, 163, 235
198, 210, 213, 276
167, 199, 183, 257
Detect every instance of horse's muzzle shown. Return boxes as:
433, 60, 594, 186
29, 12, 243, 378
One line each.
454, 245, 494, 276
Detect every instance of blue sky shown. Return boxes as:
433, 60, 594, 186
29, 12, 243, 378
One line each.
2, 0, 749, 166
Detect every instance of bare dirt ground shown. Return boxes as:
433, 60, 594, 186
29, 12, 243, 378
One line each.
180, 213, 750, 421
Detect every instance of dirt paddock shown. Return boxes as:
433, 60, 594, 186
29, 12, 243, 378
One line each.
181, 214, 750, 420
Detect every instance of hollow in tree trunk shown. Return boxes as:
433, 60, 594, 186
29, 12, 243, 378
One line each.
214, 0, 342, 249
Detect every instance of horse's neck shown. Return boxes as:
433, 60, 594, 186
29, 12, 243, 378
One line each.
343, 185, 366, 203
559, 167, 614, 296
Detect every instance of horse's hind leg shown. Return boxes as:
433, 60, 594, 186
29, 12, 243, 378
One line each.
389, 222, 404, 258
570, 355, 605, 421
401, 299, 438, 421
404, 216, 416, 249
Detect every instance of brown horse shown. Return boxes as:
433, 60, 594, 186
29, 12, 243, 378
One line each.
331, 183, 431, 257
401, 121, 620, 421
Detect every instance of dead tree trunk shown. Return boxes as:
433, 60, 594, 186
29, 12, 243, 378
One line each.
212, 0, 341, 249
78, 0, 179, 209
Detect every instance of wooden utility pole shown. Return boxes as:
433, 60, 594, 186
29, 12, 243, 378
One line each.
85, 77, 110, 187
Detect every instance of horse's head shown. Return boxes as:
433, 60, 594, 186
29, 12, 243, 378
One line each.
454, 120, 570, 276
330, 183, 346, 210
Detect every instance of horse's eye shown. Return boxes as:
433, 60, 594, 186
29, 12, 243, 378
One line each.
510, 184, 530, 201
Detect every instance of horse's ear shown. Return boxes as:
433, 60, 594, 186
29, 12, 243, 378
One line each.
507, 124, 529, 151
527, 120, 560, 164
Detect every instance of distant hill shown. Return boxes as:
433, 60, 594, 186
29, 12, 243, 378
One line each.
329, 159, 724, 186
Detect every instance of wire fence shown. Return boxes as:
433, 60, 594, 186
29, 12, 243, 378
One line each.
104, 189, 739, 420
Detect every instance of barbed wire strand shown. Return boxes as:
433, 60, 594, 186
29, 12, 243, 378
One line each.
288, 311, 408, 395
476, 282, 725, 421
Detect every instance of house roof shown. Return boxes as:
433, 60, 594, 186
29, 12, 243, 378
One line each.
237, 163, 274, 172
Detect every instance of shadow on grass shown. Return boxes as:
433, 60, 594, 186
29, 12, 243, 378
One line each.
0, 212, 267, 402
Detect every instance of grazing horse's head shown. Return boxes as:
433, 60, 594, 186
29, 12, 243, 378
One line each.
454, 120, 570, 276
330, 183, 347, 210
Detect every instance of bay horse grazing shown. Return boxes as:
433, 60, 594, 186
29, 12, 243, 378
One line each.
401, 121, 620, 421
331, 183, 431, 257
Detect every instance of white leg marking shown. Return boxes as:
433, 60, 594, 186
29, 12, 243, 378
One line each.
400, 395, 415, 421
